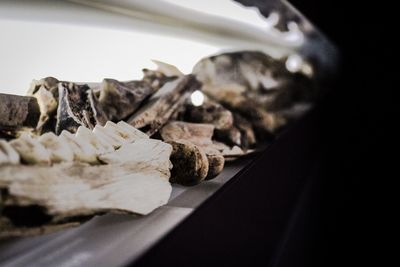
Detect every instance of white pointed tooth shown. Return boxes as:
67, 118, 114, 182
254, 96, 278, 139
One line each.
104, 121, 132, 142
38, 132, 73, 163
103, 121, 130, 144
117, 121, 149, 140
76, 126, 113, 154
93, 124, 124, 148
0, 140, 20, 165
103, 121, 142, 143
60, 130, 99, 164
9, 133, 50, 164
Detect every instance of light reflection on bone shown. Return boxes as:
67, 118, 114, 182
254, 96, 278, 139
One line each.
190, 90, 205, 106
286, 54, 303, 73
285, 54, 314, 76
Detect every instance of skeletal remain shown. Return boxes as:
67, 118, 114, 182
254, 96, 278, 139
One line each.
93, 124, 124, 149
0, 140, 20, 165
33, 87, 58, 132
215, 127, 242, 147
1, 119, 161, 167
1, 52, 317, 236
160, 121, 214, 147
211, 141, 245, 157
193, 51, 316, 140
0, 94, 40, 131
0, 123, 173, 237
203, 147, 225, 180
60, 130, 99, 164
128, 75, 199, 135
0, 148, 8, 165
233, 113, 257, 148
75, 126, 111, 155
168, 140, 209, 186
1, 120, 155, 167
27, 77, 60, 133
95, 79, 157, 121
159, 120, 240, 156
99, 139, 171, 172
9, 133, 50, 164
142, 68, 177, 90
87, 88, 109, 126
0, 141, 173, 229
202, 83, 286, 138
55, 83, 86, 134
180, 98, 233, 131
28, 77, 60, 96
117, 121, 149, 139
214, 114, 257, 150
38, 132, 74, 163
104, 121, 133, 144
160, 121, 226, 180
152, 59, 184, 77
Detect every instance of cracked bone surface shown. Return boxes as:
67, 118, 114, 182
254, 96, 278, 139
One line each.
127, 75, 198, 135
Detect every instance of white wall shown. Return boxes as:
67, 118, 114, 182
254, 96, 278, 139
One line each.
0, 19, 219, 95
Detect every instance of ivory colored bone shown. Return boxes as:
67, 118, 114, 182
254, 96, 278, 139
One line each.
0, 140, 20, 165
9, 133, 50, 164
76, 126, 114, 154
60, 130, 98, 164
38, 132, 74, 163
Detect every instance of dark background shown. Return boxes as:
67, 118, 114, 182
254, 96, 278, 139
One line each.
290, 0, 394, 266
131, 1, 394, 266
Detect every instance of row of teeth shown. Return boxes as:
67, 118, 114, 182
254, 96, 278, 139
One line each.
0, 121, 148, 165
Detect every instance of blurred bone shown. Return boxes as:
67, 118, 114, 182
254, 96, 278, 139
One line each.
168, 140, 209, 186
0, 140, 20, 165
128, 75, 198, 135
9, 133, 50, 164
75, 126, 114, 154
38, 132, 74, 163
